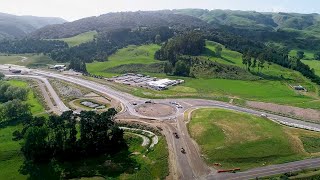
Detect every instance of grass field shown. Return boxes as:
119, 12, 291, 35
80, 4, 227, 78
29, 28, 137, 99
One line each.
54, 31, 97, 47
0, 124, 26, 180
87, 44, 161, 77
188, 108, 320, 170
289, 50, 315, 60
0, 54, 56, 68
302, 60, 320, 76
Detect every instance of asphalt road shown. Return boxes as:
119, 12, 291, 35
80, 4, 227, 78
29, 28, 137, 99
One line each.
2, 64, 320, 179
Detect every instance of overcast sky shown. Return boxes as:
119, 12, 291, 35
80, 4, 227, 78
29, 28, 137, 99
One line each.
0, 0, 319, 21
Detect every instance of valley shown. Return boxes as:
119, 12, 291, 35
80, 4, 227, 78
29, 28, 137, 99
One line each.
1, 6, 320, 180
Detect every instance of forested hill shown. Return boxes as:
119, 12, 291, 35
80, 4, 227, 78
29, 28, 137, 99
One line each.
173, 9, 320, 50
29, 11, 209, 39
174, 9, 320, 31
0, 12, 66, 40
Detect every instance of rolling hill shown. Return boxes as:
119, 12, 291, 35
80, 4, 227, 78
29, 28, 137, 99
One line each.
29, 11, 209, 39
0, 12, 66, 40
174, 9, 320, 31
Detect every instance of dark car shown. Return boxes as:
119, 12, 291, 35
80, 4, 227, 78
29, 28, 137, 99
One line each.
173, 132, 179, 139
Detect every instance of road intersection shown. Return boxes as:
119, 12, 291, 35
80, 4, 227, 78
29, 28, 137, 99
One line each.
2, 64, 320, 179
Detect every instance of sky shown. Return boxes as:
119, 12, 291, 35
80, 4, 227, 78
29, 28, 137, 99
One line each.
0, 0, 319, 21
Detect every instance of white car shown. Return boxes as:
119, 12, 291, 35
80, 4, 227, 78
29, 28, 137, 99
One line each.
260, 114, 268, 118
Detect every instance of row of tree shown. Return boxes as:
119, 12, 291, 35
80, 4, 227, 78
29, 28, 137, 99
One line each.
14, 109, 126, 162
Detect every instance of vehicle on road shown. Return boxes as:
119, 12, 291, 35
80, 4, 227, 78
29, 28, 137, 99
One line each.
173, 132, 179, 139
132, 102, 137, 105
181, 147, 186, 154
260, 114, 268, 118
145, 100, 152, 104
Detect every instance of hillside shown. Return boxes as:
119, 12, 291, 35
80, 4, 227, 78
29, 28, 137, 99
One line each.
174, 9, 320, 31
174, 9, 320, 50
0, 12, 66, 40
30, 11, 209, 39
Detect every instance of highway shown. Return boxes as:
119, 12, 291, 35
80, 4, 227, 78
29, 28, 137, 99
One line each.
2, 64, 320, 179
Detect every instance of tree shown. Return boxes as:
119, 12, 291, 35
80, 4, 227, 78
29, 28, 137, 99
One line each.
296, 51, 305, 60
314, 52, 320, 60
173, 60, 190, 77
2, 99, 32, 124
155, 34, 162, 44
22, 126, 49, 162
242, 52, 251, 71
164, 62, 173, 75
215, 45, 223, 57
0, 72, 4, 80
257, 54, 265, 72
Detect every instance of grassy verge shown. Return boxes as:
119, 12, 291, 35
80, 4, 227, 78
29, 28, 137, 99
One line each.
262, 168, 320, 179
188, 108, 320, 170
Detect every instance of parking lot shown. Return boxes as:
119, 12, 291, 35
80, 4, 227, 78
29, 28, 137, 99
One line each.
108, 73, 184, 90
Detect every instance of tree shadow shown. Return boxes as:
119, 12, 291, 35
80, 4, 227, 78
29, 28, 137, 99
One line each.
19, 148, 140, 179
203, 48, 235, 64
251, 71, 293, 81
221, 57, 236, 64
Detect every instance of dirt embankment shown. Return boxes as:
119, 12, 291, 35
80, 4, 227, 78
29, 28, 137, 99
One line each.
247, 101, 320, 123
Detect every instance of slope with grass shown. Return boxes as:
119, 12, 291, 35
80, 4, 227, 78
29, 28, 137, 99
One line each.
302, 60, 320, 77
87, 44, 161, 77
0, 54, 56, 68
53, 31, 97, 47
188, 108, 320, 170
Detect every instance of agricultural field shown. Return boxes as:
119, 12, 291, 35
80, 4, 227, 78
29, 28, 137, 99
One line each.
53, 31, 97, 47
188, 108, 320, 170
0, 54, 56, 68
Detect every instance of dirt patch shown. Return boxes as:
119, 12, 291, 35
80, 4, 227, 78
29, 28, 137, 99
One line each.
135, 103, 176, 117
247, 101, 320, 123
84, 92, 100, 97
214, 121, 261, 144
190, 124, 205, 138
284, 129, 306, 154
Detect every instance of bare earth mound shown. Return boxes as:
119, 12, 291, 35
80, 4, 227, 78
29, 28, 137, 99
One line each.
135, 103, 176, 117
247, 101, 320, 123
